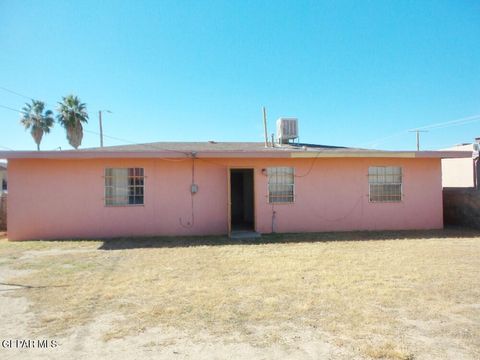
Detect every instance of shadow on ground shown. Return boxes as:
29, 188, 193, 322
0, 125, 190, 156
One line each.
96, 226, 480, 250
0, 282, 69, 292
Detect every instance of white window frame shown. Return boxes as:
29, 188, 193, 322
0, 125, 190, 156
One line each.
267, 167, 295, 204
368, 166, 403, 203
104, 168, 145, 207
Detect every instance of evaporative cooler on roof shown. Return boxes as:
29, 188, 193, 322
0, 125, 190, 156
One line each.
276, 118, 299, 144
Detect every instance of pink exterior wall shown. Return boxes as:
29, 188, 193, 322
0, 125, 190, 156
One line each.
7, 157, 443, 240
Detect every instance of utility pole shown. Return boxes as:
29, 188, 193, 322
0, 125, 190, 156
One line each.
98, 110, 112, 147
409, 130, 428, 151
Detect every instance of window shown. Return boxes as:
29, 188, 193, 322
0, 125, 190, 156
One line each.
105, 168, 144, 206
368, 166, 402, 202
267, 167, 294, 203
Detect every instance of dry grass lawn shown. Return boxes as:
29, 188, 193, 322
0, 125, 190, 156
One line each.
0, 229, 479, 359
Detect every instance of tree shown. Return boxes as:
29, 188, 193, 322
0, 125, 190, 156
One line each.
20, 100, 54, 151
57, 95, 89, 149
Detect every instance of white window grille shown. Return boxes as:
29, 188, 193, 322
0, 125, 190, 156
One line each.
267, 167, 294, 203
368, 166, 402, 202
105, 168, 144, 206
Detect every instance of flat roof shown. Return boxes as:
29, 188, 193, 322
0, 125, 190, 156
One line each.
0, 141, 473, 159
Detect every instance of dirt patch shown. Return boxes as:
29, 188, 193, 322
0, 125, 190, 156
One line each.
19, 248, 95, 260
0, 230, 479, 359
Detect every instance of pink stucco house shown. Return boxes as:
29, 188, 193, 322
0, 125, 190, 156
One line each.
0, 135, 471, 241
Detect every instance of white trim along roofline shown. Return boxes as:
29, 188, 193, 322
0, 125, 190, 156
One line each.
0, 150, 472, 160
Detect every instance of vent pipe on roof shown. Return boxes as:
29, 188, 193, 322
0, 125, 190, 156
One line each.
262, 107, 269, 148
474, 137, 480, 190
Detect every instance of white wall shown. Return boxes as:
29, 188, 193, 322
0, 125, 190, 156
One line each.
441, 144, 474, 188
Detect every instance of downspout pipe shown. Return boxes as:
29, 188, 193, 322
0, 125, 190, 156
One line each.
474, 158, 479, 190
474, 138, 480, 190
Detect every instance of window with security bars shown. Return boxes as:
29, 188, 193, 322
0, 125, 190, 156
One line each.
105, 168, 144, 206
267, 167, 294, 203
368, 166, 402, 202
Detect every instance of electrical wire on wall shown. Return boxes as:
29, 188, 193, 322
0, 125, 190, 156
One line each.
294, 148, 326, 178
259, 168, 277, 233
271, 200, 276, 233
179, 152, 197, 228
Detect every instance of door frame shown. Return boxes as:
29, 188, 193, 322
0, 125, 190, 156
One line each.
227, 167, 256, 235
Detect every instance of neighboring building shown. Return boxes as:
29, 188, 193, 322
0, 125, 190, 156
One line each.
0, 120, 471, 241
0, 162, 6, 194
441, 139, 478, 188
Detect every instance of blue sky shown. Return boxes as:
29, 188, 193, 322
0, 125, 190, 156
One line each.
1, 0, 479, 151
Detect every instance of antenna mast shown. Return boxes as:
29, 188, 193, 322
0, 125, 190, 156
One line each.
262, 106, 269, 147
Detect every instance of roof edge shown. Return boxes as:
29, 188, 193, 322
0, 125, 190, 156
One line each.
0, 150, 473, 160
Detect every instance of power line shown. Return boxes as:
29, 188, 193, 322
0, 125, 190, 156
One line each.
82, 129, 191, 157
0, 89, 195, 156
0, 86, 35, 101
0, 104, 27, 115
0, 84, 123, 115
0, 85, 97, 111
0, 102, 190, 156
0, 85, 56, 109
412, 114, 480, 131
4, 84, 478, 153
419, 117, 480, 131
362, 114, 480, 148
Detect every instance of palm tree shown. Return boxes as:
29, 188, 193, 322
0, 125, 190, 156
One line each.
20, 100, 54, 151
57, 95, 89, 149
